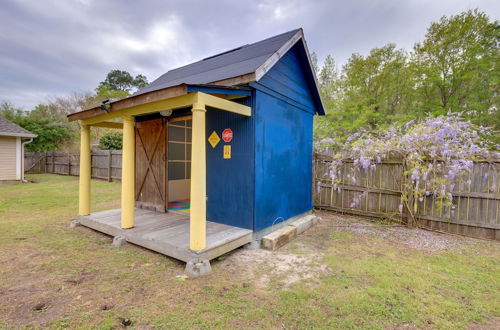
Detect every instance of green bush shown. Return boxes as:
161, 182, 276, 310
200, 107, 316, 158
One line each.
98, 131, 123, 150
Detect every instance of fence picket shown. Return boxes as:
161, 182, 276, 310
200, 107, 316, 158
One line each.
314, 153, 500, 240
25, 151, 122, 182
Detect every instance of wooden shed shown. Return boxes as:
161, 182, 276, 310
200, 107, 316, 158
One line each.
68, 29, 324, 274
0, 117, 36, 184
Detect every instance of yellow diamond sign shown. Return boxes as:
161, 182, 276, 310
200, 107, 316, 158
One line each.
208, 131, 221, 148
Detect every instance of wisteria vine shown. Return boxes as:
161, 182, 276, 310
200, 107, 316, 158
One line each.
316, 114, 498, 226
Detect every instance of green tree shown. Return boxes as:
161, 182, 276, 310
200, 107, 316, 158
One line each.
97, 70, 149, 94
17, 116, 72, 152
0, 101, 23, 120
318, 55, 338, 100
315, 9, 499, 146
310, 52, 319, 75
98, 131, 123, 150
0, 103, 72, 152
315, 44, 415, 143
413, 9, 499, 130
95, 84, 129, 100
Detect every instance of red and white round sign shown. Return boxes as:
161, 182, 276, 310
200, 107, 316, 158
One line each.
222, 128, 233, 143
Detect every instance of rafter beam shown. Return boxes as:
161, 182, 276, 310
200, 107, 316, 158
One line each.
82, 94, 197, 125
196, 92, 251, 117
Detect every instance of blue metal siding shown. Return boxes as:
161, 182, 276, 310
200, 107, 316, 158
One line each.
252, 43, 316, 231
253, 90, 313, 231
255, 43, 317, 114
205, 96, 255, 229
205, 42, 316, 231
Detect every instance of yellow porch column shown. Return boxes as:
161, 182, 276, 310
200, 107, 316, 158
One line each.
78, 124, 91, 215
121, 116, 135, 229
190, 102, 207, 251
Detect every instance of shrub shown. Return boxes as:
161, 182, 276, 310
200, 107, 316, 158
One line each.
98, 131, 123, 150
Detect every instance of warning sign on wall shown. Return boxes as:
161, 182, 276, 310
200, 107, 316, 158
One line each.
222, 128, 233, 143
223, 145, 231, 159
208, 131, 220, 148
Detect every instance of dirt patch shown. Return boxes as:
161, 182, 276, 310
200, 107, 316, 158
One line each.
216, 242, 331, 289
468, 317, 500, 329
211, 209, 496, 290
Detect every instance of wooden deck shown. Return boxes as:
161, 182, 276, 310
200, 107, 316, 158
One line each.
78, 208, 253, 263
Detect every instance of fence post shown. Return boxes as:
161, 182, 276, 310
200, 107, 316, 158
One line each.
107, 150, 112, 182
52, 152, 55, 174
68, 153, 71, 176
90, 151, 93, 179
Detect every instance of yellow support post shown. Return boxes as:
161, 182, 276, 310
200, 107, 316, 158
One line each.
121, 116, 135, 229
78, 124, 91, 215
190, 102, 207, 251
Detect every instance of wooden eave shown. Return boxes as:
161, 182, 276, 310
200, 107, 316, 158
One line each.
67, 83, 254, 123
67, 84, 189, 122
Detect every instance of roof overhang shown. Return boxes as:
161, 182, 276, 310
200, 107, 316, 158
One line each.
69, 90, 251, 126
67, 84, 251, 123
0, 132, 37, 138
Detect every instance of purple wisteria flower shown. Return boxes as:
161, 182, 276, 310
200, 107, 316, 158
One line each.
321, 113, 497, 223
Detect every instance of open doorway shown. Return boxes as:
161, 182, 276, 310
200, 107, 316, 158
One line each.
135, 117, 167, 212
167, 117, 192, 214
134, 113, 192, 214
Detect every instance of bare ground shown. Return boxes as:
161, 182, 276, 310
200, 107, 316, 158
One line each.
0, 176, 498, 329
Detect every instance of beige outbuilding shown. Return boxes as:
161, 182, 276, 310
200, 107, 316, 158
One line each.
0, 117, 37, 183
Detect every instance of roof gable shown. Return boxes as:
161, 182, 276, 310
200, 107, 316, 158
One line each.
255, 41, 323, 114
0, 116, 36, 138
134, 29, 324, 114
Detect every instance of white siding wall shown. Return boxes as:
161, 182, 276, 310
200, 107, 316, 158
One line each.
0, 136, 18, 180
16, 137, 22, 180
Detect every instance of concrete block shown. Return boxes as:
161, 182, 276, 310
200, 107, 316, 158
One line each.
244, 239, 261, 250
69, 220, 81, 228
112, 235, 127, 246
185, 260, 212, 277
262, 225, 297, 250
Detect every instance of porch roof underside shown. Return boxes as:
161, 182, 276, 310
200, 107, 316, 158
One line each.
67, 84, 252, 125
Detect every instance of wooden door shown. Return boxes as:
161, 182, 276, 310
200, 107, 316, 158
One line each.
135, 118, 167, 212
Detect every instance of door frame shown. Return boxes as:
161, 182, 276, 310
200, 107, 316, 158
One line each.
166, 115, 193, 208
134, 117, 168, 212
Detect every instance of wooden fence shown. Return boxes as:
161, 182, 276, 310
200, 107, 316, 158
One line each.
25, 151, 499, 240
314, 153, 500, 240
25, 151, 122, 182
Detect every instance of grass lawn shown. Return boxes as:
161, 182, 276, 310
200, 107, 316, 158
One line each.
0, 174, 499, 329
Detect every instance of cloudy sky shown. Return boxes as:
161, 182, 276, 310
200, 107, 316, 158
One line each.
1, 0, 498, 109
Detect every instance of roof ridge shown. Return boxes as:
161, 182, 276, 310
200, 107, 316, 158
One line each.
162, 28, 301, 76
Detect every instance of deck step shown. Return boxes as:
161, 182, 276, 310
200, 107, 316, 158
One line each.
261, 215, 320, 250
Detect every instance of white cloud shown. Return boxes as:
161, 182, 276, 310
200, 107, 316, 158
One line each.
0, 0, 498, 108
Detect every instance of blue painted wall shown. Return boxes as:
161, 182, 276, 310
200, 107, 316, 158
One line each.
205, 96, 255, 229
253, 43, 318, 114
205, 42, 317, 231
253, 91, 313, 230
252, 43, 316, 231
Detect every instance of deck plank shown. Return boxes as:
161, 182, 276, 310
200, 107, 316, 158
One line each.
77, 208, 252, 262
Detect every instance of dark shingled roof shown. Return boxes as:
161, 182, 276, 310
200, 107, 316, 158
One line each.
0, 116, 37, 138
135, 29, 301, 96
